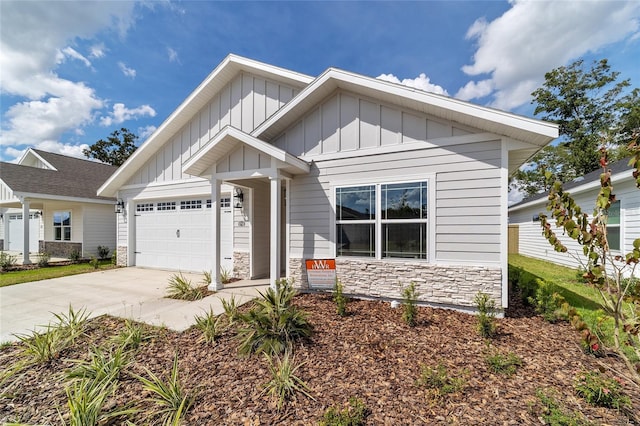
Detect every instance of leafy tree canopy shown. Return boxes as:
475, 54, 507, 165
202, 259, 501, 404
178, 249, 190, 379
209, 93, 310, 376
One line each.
83, 128, 139, 166
512, 59, 637, 198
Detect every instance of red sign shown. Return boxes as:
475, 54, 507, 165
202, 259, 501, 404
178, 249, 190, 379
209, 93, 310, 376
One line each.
305, 259, 336, 288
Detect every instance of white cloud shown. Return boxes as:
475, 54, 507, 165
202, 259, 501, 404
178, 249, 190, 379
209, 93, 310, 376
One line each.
89, 43, 107, 59
100, 103, 156, 127
138, 125, 157, 139
377, 73, 449, 96
35, 140, 90, 159
457, 0, 640, 110
508, 183, 525, 206
167, 47, 179, 63
0, 1, 136, 152
118, 61, 136, 78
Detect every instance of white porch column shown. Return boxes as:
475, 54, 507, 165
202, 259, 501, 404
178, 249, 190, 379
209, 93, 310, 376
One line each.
270, 176, 282, 289
210, 178, 223, 291
22, 199, 31, 265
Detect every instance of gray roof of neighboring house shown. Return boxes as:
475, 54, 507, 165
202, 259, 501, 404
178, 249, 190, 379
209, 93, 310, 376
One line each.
0, 150, 118, 201
509, 157, 632, 209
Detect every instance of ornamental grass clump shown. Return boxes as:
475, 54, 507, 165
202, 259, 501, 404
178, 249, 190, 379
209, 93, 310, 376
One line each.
262, 351, 314, 410
166, 272, 206, 301
194, 308, 224, 345
237, 278, 312, 356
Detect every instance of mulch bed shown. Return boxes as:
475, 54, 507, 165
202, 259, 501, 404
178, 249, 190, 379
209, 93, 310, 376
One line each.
1, 292, 639, 425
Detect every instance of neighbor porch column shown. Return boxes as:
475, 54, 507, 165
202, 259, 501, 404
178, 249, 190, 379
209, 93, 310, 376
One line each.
269, 176, 282, 289
21, 199, 31, 265
210, 178, 223, 291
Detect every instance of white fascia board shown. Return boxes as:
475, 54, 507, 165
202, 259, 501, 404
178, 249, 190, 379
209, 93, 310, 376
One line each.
11, 192, 116, 205
253, 68, 559, 144
98, 54, 314, 197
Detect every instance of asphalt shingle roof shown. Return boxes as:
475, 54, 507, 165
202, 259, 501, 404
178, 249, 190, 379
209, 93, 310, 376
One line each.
0, 150, 118, 201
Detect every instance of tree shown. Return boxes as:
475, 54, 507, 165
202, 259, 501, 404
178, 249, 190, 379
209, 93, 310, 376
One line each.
512, 59, 633, 196
540, 138, 640, 384
83, 128, 139, 166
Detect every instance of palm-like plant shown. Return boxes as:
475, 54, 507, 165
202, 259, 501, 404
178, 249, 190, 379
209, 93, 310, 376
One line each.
237, 279, 312, 356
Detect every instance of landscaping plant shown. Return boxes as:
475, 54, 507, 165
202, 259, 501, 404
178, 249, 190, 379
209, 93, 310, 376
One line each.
37, 252, 50, 268
0, 251, 17, 271
194, 308, 224, 345
236, 278, 312, 356
333, 279, 347, 317
166, 272, 206, 301
540, 140, 640, 381
574, 370, 630, 410
97, 245, 110, 260
112, 319, 149, 351
484, 349, 523, 377
474, 292, 497, 338
62, 376, 136, 426
402, 282, 419, 326
262, 351, 313, 410
320, 397, 368, 426
221, 295, 240, 326
416, 363, 465, 399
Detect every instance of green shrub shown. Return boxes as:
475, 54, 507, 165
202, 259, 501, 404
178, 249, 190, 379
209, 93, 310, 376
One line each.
221, 295, 240, 326
536, 389, 592, 426
89, 256, 100, 269
97, 245, 110, 260
166, 272, 206, 301
137, 354, 195, 425
112, 319, 149, 351
111, 250, 117, 265
320, 397, 368, 426
66, 345, 130, 384
333, 279, 347, 317
69, 249, 82, 263
485, 350, 523, 377
0, 251, 17, 271
517, 270, 539, 305
574, 370, 630, 409
37, 252, 50, 268
416, 363, 465, 398
474, 292, 497, 338
237, 278, 312, 356
529, 280, 566, 322
63, 376, 136, 426
15, 326, 68, 364
402, 282, 419, 327
262, 351, 313, 410
194, 308, 224, 345
52, 305, 90, 343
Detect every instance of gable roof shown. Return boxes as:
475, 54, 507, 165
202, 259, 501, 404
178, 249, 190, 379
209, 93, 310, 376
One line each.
98, 54, 314, 197
99, 54, 559, 196
0, 149, 118, 202
509, 157, 633, 211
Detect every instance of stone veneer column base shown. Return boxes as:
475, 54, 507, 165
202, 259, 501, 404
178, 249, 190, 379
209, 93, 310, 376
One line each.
289, 257, 502, 310
233, 251, 250, 279
40, 241, 83, 258
116, 246, 128, 267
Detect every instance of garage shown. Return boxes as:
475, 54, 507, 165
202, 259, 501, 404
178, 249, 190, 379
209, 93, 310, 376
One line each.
7, 213, 40, 252
134, 196, 233, 273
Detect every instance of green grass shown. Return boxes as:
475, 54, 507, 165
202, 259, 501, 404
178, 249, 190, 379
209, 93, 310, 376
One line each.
0, 260, 115, 287
509, 254, 637, 362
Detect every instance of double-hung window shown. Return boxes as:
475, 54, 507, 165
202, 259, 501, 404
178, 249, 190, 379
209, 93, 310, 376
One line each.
336, 180, 428, 260
53, 211, 71, 241
606, 200, 621, 251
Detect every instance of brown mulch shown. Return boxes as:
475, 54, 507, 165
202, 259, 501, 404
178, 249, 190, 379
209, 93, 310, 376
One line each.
1, 293, 639, 425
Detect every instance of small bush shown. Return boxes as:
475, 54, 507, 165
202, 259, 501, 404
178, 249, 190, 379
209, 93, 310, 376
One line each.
112, 319, 149, 351
536, 389, 592, 426
485, 350, 523, 377
137, 354, 195, 425
237, 278, 312, 356
320, 397, 368, 426
194, 308, 224, 345
402, 282, 419, 327
474, 292, 497, 338
37, 252, 51, 268
221, 295, 240, 326
97, 245, 110, 260
89, 256, 100, 269
262, 351, 313, 410
333, 279, 348, 317
69, 249, 82, 263
529, 280, 566, 322
574, 370, 630, 409
0, 251, 17, 271
416, 363, 465, 398
166, 272, 206, 301
517, 271, 539, 305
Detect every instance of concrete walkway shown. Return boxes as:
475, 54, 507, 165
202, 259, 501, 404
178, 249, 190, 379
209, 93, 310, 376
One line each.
0, 267, 269, 342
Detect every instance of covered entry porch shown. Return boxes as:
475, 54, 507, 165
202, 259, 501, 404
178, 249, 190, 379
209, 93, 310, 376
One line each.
183, 126, 310, 290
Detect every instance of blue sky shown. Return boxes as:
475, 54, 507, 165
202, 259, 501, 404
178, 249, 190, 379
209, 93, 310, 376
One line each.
1, 0, 639, 176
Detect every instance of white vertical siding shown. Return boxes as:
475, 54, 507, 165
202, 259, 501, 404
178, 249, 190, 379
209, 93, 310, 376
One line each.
124, 72, 302, 186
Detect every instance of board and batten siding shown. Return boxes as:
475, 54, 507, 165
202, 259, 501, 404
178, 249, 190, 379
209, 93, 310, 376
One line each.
510, 177, 640, 270
288, 139, 503, 264
272, 91, 474, 157
125, 72, 300, 186
82, 204, 116, 257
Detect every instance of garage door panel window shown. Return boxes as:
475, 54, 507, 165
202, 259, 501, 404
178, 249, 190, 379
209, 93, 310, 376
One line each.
180, 200, 202, 210
54, 211, 71, 241
136, 203, 154, 212
157, 201, 176, 211
336, 181, 428, 260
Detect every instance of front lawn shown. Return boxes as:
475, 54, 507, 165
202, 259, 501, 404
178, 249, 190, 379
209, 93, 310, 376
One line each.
0, 260, 116, 287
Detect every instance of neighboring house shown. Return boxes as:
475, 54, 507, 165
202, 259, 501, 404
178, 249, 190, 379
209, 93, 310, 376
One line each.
98, 54, 558, 312
509, 158, 639, 270
0, 149, 118, 264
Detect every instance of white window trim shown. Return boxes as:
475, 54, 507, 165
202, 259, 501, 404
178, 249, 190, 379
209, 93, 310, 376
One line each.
331, 174, 435, 262
53, 211, 72, 241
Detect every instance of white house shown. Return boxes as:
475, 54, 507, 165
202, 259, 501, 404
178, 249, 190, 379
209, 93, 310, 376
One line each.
509, 158, 640, 270
98, 54, 558, 311
0, 149, 118, 263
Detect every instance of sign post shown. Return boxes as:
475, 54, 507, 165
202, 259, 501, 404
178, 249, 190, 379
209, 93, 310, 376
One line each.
305, 259, 336, 289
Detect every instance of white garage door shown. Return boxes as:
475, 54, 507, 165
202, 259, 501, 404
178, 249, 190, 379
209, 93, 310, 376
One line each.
7, 213, 39, 252
134, 196, 232, 273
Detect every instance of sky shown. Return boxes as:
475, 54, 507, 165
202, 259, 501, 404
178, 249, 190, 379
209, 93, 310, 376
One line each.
1, 1, 639, 201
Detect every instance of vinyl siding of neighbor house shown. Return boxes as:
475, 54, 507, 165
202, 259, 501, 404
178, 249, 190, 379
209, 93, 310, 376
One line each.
125, 72, 300, 186
82, 204, 116, 258
510, 177, 640, 270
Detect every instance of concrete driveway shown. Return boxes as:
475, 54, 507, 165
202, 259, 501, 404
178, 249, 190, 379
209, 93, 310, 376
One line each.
0, 267, 269, 342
